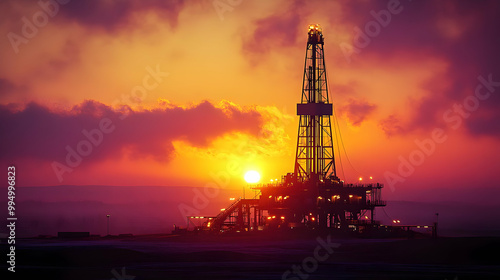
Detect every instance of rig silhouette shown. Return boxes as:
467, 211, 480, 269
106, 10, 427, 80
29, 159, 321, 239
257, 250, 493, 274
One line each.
185, 24, 389, 235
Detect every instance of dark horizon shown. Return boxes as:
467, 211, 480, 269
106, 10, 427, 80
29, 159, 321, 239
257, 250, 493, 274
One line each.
3, 185, 499, 238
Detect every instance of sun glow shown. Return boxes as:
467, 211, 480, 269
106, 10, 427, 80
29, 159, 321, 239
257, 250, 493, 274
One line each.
244, 170, 261, 184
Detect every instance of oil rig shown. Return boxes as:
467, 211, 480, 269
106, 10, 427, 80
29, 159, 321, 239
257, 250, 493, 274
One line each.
187, 24, 387, 234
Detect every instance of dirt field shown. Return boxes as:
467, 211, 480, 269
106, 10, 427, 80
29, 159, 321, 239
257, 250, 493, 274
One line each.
5, 232, 500, 280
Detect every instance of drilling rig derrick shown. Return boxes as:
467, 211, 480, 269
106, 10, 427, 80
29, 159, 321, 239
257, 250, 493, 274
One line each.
196, 24, 386, 234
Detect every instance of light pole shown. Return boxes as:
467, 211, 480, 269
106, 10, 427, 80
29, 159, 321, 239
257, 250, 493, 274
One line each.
106, 214, 110, 236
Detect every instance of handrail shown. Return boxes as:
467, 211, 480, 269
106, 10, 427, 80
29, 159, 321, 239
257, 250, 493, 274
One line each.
212, 198, 242, 226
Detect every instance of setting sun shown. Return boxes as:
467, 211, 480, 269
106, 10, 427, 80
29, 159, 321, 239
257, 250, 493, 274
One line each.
244, 170, 261, 184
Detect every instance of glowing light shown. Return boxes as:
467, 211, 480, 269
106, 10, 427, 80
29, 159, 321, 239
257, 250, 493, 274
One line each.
280, 216, 285, 220
311, 217, 315, 221
369, 176, 373, 180
229, 197, 235, 201
272, 215, 276, 219
318, 196, 323, 199
359, 177, 363, 181
349, 195, 353, 198
244, 170, 261, 183
220, 208, 225, 211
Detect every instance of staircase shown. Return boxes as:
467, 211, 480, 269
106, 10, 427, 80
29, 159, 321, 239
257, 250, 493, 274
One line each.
211, 198, 242, 230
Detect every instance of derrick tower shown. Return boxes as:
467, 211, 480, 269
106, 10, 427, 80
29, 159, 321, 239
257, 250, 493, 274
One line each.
294, 24, 335, 182
192, 24, 386, 234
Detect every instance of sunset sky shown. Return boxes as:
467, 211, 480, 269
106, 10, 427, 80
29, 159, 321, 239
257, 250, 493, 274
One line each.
1, 0, 500, 203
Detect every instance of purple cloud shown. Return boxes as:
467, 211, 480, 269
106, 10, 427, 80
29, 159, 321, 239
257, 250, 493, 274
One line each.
344, 0, 500, 137
0, 100, 263, 163
339, 98, 377, 126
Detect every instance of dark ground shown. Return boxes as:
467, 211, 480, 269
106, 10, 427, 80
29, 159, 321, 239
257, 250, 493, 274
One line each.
2, 232, 500, 280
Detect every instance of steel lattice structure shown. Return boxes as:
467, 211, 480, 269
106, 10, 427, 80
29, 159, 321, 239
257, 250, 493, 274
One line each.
294, 24, 335, 182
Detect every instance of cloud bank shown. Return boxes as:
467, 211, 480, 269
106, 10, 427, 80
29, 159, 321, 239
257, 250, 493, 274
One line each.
0, 100, 263, 164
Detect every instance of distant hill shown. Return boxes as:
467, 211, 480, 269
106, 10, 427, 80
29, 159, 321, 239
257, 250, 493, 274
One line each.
1, 185, 499, 238
1, 185, 239, 238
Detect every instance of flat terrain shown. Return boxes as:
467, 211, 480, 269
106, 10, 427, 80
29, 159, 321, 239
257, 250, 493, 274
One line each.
3, 233, 500, 280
